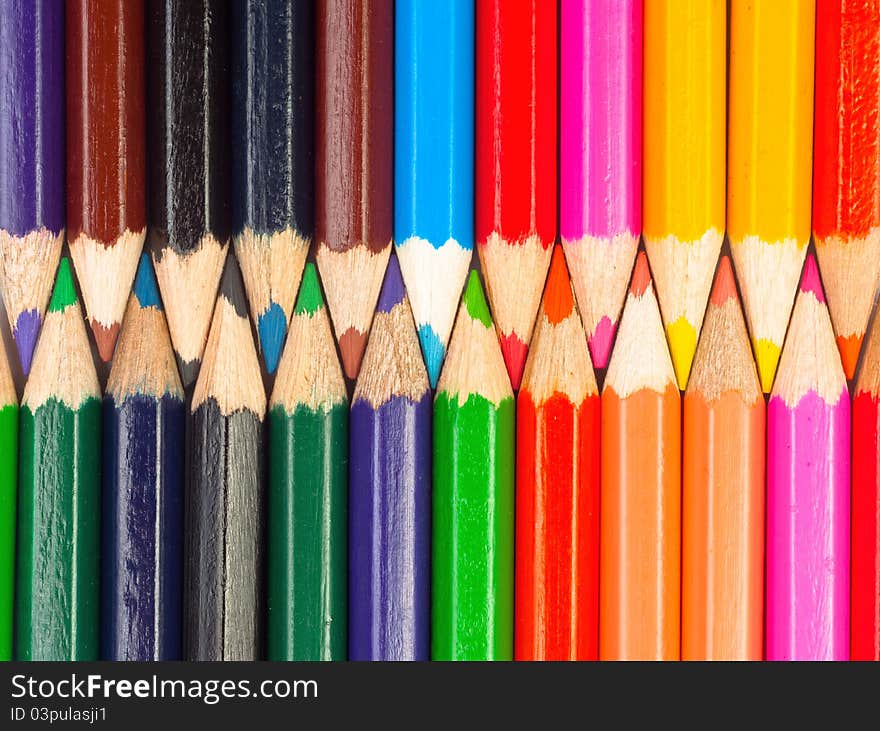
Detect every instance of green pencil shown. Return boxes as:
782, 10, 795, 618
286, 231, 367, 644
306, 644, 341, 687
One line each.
268, 263, 348, 660
0, 340, 17, 660
16, 258, 101, 660
432, 270, 515, 660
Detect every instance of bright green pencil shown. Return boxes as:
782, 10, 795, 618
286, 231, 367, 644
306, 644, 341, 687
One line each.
16, 258, 101, 660
268, 263, 348, 660
0, 339, 17, 660
432, 270, 515, 660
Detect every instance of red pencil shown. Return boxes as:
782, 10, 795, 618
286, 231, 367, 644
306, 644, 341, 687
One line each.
515, 246, 599, 660
853, 304, 880, 660
476, 0, 556, 389
813, 0, 880, 380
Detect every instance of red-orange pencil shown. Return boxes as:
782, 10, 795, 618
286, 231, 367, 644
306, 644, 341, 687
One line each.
682, 256, 764, 660
515, 246, 599, 661
600, 251, 680, 660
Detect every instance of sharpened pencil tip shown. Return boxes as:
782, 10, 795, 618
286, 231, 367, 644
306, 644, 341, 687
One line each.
294, 263, 324, 316
588, 316, 615, 368
376, 254, 406, 313
13, 309, 41, 375
799, 254, 825, 303
629, 252, 651, 296
92, 320, 121, 362
48, 258, 78, 312
667, 317, 696, 390
339, 327, 367, 380
257, 303, 287, 374
419, 324, 445, 388
837, 333, 861, 381
177, 356, 200, 390
754, 338, 781, 393
463, 271, 492, 328
133, 253, 163, 310
500, 332, 527, 390
543, 247, 575, 325
709, 256, 737, 306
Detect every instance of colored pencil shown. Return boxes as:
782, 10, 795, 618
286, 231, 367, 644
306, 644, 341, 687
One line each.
395, 1, 474, 387
515, 246, 599, 661
16, 258, 101, 661
767, 254, 850, 661
316, 0, 393, 380
66, 0, 146, 362
813, 0, 880, 380
350, 254, 431, 660
643, 0, 726, 389
147, 0, 231, 388
230, 0, 312, 375
102, 254, 185, 661
0, 0, 64, 375
0, 341, 16, 660
560, 0, 641, 369
600, 251, 680, 660
268, 263, 347, 660
728, 0, 815, 393
682, 256, 764, 661
475, 0, 556, 390
433, 271, 514, 660
188, 254, 266, 661
853, 304, 880, 660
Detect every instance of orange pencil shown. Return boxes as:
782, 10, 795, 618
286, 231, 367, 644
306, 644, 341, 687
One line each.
682, 256, 764, 660
600, 251, 680, 660
515, 246, 599, 661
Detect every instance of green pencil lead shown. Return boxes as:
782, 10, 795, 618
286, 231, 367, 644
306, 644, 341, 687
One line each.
48, 258, 78, 313
463, 270, 492, 329
294, 263, 325, 317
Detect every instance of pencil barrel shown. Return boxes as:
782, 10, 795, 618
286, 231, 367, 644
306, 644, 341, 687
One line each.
187, 404, 265, 661
349, 394, 432, 661
515, 393, 599, 661
16, 399, 101, 660
432, 394, 514, 661
102, 395, 185, 661
267, 404, 347, 661
0, 403, 17, 660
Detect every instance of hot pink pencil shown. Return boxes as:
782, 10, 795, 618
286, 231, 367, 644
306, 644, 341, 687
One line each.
559, 0, 641, 368
767, 254, 850, 661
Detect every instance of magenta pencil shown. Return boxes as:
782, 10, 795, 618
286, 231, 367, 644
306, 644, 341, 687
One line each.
767, 254, 850, 661
559, 0, 641, 368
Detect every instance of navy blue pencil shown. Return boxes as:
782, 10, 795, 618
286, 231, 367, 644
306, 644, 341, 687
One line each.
102, 253, 185, 660
349, 254, 432, 660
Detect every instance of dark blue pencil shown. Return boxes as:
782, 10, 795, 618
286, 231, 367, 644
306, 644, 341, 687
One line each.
102, 253, 185, 660
349, 254, 432, 660
230, 0, 313, 373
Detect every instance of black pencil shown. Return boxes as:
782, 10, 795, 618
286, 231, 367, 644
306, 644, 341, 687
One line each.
187, 253, 266, 660
147, 0, 231, 387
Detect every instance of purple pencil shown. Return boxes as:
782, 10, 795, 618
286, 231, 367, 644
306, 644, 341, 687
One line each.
0, 0, 64, 375
349, 254, 431, 661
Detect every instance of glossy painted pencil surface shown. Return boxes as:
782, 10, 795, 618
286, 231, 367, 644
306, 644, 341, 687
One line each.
600, 252, 680, 660
813, 0, 880, 379
728, 0, 815, 392
268, 264, 347, 661
102, 254, 185, 661
682, 257, 764, 660
66, 0, 146, 361
16, 259, 101, 660
231, 0, 312, 374
560, 0, 641, 368
475, 0, 556, 389
316, 0, 393, 380
0, 342, 16, 660
350, 255, 431, 660
433, 271, 515, 660
395, 0, 474, 386
147, 0, 231, 387
187, 254, 266, 661
0, 0, 64, 374
643, 0, 726, 388
853, 307, 880, 660
515, 247, 599, 661
767, 255, 850, 661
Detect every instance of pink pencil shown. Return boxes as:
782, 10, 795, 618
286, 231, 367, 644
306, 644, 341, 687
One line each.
767, 254, 850, 661
559, 0, 641, 369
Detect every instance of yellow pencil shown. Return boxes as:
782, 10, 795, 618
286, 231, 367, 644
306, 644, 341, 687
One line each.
728, 0, 815, 393
643, 0, 726, 390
